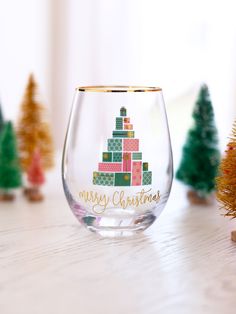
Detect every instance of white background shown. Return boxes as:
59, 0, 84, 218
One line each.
0, 0, 236, 152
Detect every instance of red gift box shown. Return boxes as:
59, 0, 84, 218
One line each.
98, 162, 122, 172
123, 139, 139, 151
122, 152, 131, 171
132, 161, 142, 186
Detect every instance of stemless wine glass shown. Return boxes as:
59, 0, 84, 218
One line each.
62, 86, 173, 237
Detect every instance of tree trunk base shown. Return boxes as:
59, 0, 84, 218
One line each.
23, 187, 33, 196
0, 193, 15, 201
187, 190, 214, 205
231, 230, 236, 242
27, 188, 44, 202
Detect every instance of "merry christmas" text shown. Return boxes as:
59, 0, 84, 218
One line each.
78, 188, 160, 214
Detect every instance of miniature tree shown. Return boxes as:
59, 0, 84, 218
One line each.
27, 149, 45, 202
0, 103, 4, 135
17, 74, 54, 172
0, 122, 22, 200
216, 120, 236, 241
176, 84, 220, 204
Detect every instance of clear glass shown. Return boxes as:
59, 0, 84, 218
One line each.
62, 86, 173, 237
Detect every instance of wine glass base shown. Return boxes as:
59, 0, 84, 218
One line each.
77, 211, 156, 237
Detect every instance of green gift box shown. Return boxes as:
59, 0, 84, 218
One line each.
143, 162, 148, 171
108, 139, 122, 151
112, 131, 135, 138
93, 172, 115, 186
102, 152, 112, 162
132, 152, 142, 160
116, 117, 123, 130
113, 152, 122, 162
120, 107, 127, 116
115, 172, 131, 186
113, 131, 127, 138
142, 171, 152, 185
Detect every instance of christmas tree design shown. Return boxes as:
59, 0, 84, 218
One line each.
93, 107, 152, 186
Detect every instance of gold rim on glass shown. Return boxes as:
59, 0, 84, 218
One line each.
77, 86, 162, 92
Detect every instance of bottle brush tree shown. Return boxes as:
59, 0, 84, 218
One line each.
0, 122, 22, 200
216, 120, 236, 241
17, 74, 54, 172
26, 149, 45, 202
176, 84, 220, 204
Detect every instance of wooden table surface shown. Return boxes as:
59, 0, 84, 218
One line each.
0, 168, 236, 314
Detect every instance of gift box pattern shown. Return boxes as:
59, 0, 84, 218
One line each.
142, 171, 152, 185
124, 124, 133, 130
116, 117, 123, 130
98, 162, 122, 172
115, 173, 131, 186
122, 153, 131, 171
112, 131, 135, 138
108, 139, 122, 151
120, 107, 127, 116
127, 131, 135, 138
102, 152, 112, 162
143, 162, 149, 171
132, 161, 142, 186
113, 152, 122, 162
123, 139, 139, 151
124, 117, 130, 123
93, 107, 152, 187
132, 152, 142, 160
93, 172, 114, 186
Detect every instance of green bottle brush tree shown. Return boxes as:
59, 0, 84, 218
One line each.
0, 122, 22, 201
176, 85, 220, 204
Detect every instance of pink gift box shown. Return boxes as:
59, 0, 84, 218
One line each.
132, 161, 142, 186
124, 124, 133, 130
98, 162, 122, 172
122, 152, 131, 171
123, 139, 139, 151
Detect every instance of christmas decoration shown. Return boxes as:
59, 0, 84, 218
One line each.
132, 152, 142, 160
102, 152, 112, 162
123, 138, 139, 151
123, 152, 131, 171
124, 124, 133, 130
112, 152, 122, 162
112, 130, 135, 138
132, 161, 142, 185
176, 85, 220, 203
0, 103, 4, 135
0, 122, 22, 201
216, 121, 236, 240
98, 162, 122, 172
26, 149, 45, 202
120, 107, 127, 116
17, 74, 54, 172
108, 138, 122, 151
93, 107, 151, 186
114, 172, 131, 186
116, 117, 123, 130
93, 172, 114, 186
62, 85, 173, 236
